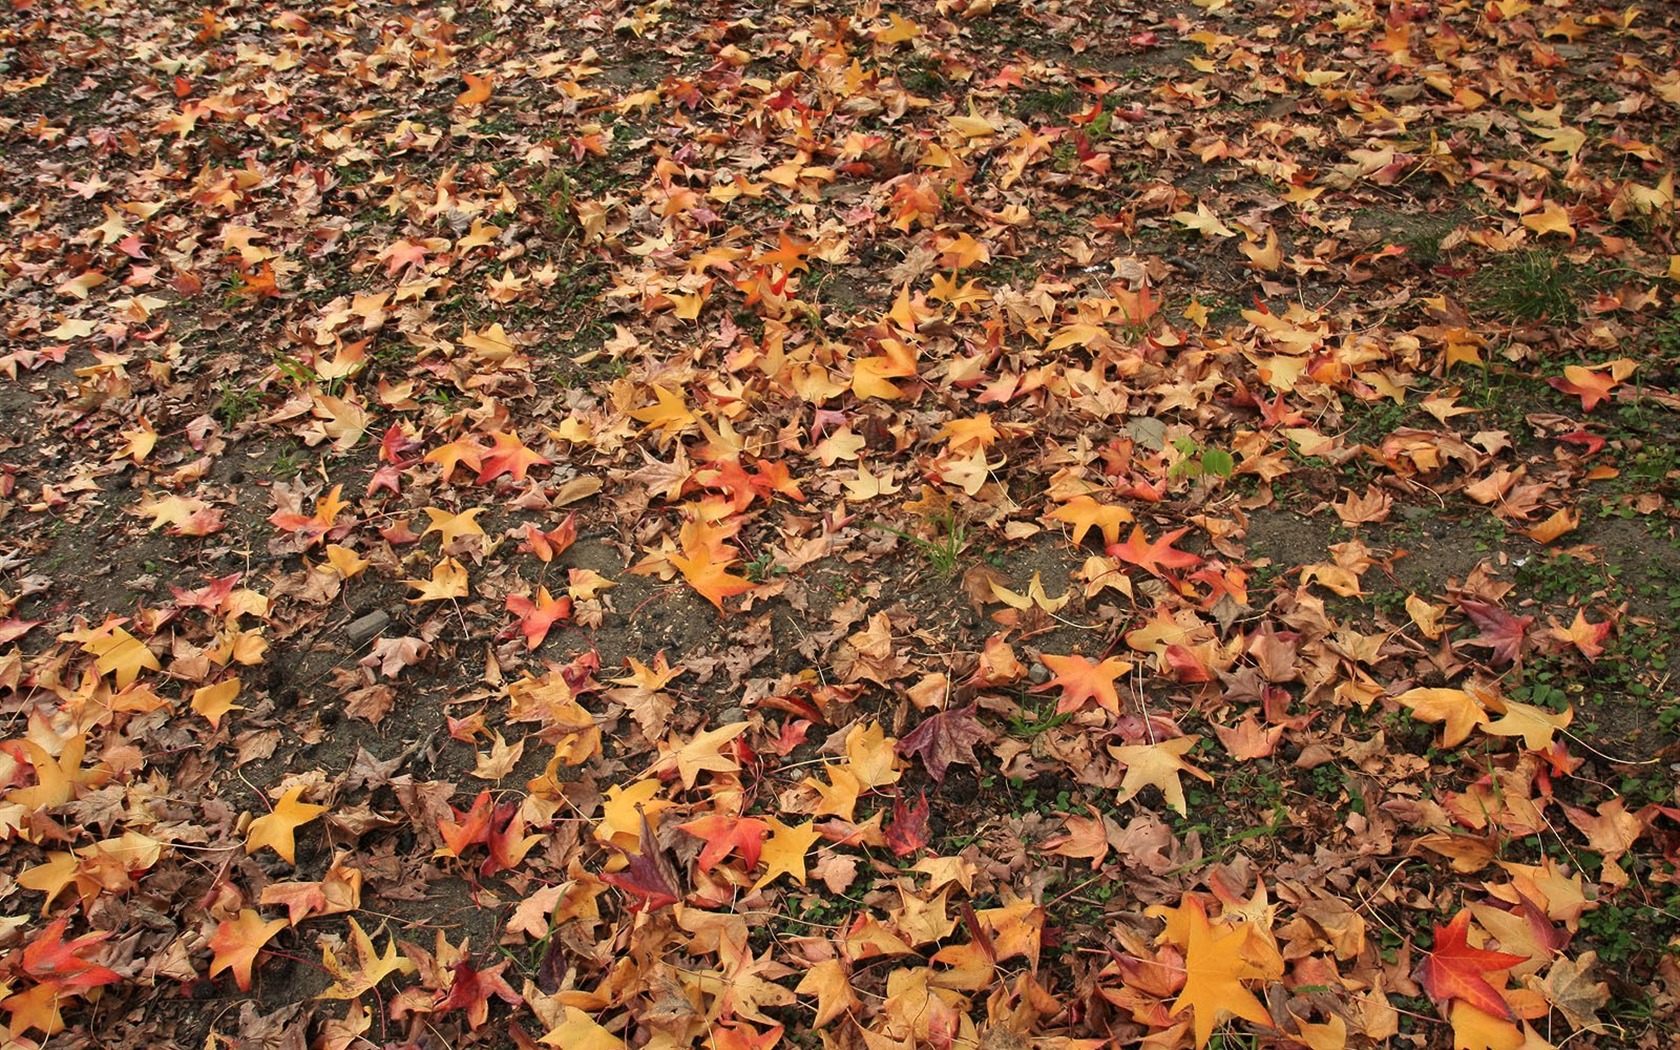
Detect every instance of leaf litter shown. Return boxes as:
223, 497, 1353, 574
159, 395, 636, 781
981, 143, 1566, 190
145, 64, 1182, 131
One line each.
1, 0, 1679, 1047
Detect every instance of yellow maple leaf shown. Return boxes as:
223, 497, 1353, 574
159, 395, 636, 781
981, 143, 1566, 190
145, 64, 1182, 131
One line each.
404, 557, 469, 602
752, 818, 821, 892
1394, 687, 1488, 747
1109, 736, 1213, 816
540, 1006, 626, 1049
627, 385, 697, 437
191, 677, 243, 728
795, 958, 859, 1027
421, 506, 487, 546
318, 918, 417, 999
70, 621, 161, 688
1482, 699, 1572, 751
650, 722, 749, 790
245, 786, 327, 864
844, 721, 902, 789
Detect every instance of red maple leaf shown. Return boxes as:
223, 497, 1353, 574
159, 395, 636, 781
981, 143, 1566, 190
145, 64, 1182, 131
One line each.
15, 918, 121, 991
601, 810, 682, 911
1412, 909, 1526, 1019
439, 958, 522, 1029
1106, 525, 1202, 579
1459, 600, 1533, 666
897, 704, 993, 782
885, 791, 930, 857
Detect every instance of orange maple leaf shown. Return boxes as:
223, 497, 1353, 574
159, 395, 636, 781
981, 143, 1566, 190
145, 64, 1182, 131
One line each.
456, 72, 494, 108
423, 436, 487, 481
1045, 495, 1133, 546
1035, 652, 1135, 714
1159, 895, 1275, 1048
209, 909, 287, 991
1106, 525, 1202, 579
268, 484, 350, 547
677, 813, 771, 872
668, 517, 755, 610
476, 430, 549, 484
1546, 359, 1635, 412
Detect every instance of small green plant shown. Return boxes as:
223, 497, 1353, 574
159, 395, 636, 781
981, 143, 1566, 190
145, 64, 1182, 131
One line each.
1471, 250, 1601, 324
213, 384, 261, 427
1167, 437, 1235, 481
744, 549, 785, 583
865, 511, 970, 578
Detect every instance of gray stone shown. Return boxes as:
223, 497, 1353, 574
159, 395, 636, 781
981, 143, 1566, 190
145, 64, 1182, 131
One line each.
347, 610, 391, 646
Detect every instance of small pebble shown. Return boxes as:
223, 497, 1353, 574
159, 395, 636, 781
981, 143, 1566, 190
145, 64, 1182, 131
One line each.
1028, 662, 1050, 685
717, 706, 746, 723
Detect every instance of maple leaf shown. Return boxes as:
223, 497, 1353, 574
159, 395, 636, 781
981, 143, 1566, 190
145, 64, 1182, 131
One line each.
456, 71, 494, 108
267, 483, 349, 546
1107, 525, 1203, 579
1045, 495, 1133, 546
208, 909, 287, 991
751, 818, 821, 892
16, 917, 121, 991
844, 721, 902, 789
476, 430, 549, 484
424, 436, 487, 481
885, 790, 930, 857
1482, 699, 1572, 751
1460, 600, 1534, 666
440, 957, 521, 1029
405, 556, 470, 603
1393, 687, 1489, 747
1546, 359, 1635, 412
422, 506, 487, 546
1547, 609, 1610, 661
756, 230, 810, 272
318, 919, 417, 999
505, 587, 572, 648
668, 517, 755, 609
245, 785, 327, 864
1413, 909, 1527, 1019
523, 511, 578, 562
677, 812, 771, 872
650, 721, 749, 789
606, 653, 684, 737
1109, 736, 1214, 817
1036, 652, 1134, 715
540, 1006, 626, 1049
1534, 951, 1610, 1033
1447, 1002, 1524, 1050
627, 386, 697, 437
897, 704, 993, 782
1162, 896, 1275, 1048
437, 790, 495, 858
68, 620, 160, 688
601, 809, 682, 911
794, 958, 859, 1026
190, 677, 243, 728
